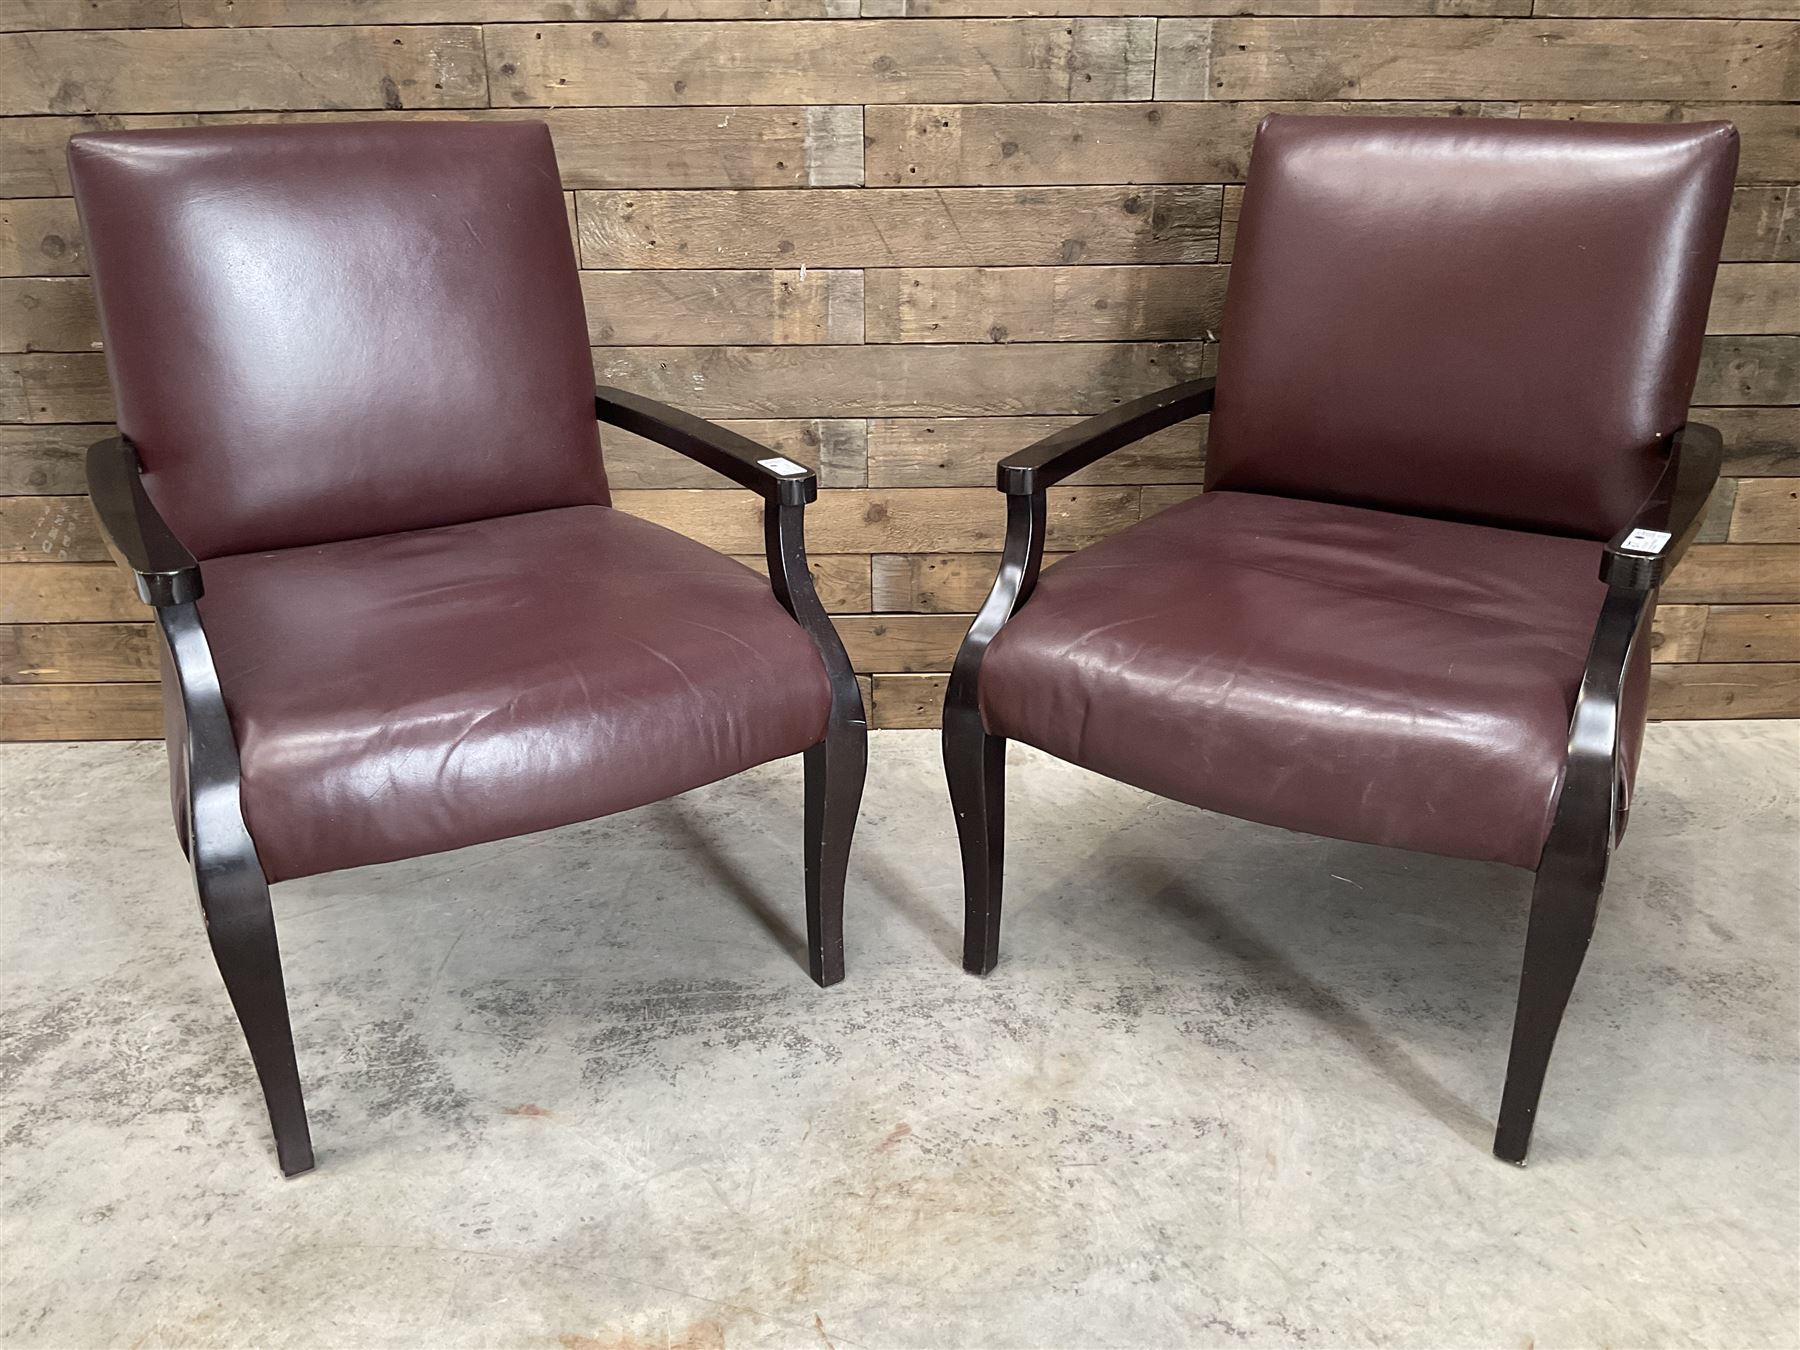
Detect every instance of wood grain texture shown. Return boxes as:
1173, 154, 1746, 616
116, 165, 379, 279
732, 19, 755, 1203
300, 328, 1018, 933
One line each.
594, 341, 1210, 417
1157, 19, 1800, 103
0, 681, 160, 739
0, 27, 490, 116
0, 562, 145, 623
583, 270, 865, 345
487, 19, 1156, 107
867, 415, 1203, 486
865, 100, 1511, 187
0, 621, 155, 683
1648, 663, 1800, 718
182, 1, 851, 22
577, 186, 1222, 269
864, 264, 1228, 343
0, 5, 1792, 734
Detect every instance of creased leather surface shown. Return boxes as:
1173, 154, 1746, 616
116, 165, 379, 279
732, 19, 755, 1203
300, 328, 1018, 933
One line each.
68, 121, 606, 559
1208, 115, 1738, 539
980, 491, 1649, 869
197, 506, 832, 882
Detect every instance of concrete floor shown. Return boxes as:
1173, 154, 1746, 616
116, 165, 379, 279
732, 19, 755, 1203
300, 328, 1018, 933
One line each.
1, 724, 1795, 1349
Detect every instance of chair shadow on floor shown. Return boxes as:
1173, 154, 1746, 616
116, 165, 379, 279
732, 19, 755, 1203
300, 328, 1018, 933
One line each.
1007, 807, 1534, 1151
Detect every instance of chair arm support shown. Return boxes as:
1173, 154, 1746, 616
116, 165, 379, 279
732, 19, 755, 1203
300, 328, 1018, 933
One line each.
86, 436, 202, 608
997, 377, 1216, 495
1599, 422, 1723, 592
596, 386, 818, 507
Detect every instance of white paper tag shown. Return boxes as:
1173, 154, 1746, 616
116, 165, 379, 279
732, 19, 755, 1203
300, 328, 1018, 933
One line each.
1620, 528, 1672, 555
758, 456, 809, 476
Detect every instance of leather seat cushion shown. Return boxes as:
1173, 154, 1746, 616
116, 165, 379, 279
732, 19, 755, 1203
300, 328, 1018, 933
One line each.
979, 491, 1648, 869
197, 506, 832, 882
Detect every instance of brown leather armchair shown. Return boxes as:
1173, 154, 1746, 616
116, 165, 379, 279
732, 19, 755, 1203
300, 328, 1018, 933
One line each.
70, 122, 866, 1177
944, 115, 1737, 1164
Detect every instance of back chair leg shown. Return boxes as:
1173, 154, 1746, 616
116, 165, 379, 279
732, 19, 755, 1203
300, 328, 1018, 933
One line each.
803, 719, 866, 989
198, 855, 314, 1177
945, 713, 1007, 976
1493, 852, 1608, 1165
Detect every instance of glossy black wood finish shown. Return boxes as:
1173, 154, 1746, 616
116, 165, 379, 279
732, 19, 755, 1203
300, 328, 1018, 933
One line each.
998, 377, 1217, 495
604, 386, 866, 988
597, 386, 817, 507
1494, 422, 1722, 1164
86, 437, 202, 607
88, 435, 313, 1175
159, 600, 314, 1177
766, 500, 867, 988
944, 381, 1219, 976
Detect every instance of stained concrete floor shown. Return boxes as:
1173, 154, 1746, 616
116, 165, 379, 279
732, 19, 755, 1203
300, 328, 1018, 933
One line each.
1, 724, 1796, 1349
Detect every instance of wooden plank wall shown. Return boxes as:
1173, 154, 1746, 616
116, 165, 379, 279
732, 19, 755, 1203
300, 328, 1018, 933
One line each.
1, 1, 1795, 739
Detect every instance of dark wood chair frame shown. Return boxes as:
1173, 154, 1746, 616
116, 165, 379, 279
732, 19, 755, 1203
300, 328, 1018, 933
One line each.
86, 384, 868, 1178
942, 374, 1722, 1165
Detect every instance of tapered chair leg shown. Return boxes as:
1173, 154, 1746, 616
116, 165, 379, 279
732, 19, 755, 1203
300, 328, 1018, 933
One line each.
945, 713, 1006, 976
1493, 853, 1607, 1165
804, 721, 866, 989
198, 857, 314, 1177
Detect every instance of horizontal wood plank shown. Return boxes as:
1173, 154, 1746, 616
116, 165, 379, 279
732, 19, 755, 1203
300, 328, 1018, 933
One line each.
486, 19, 1155, 107
0, 621, 154, 683
1708, 407, 1800, 478
0, 353, 112, 423
1729, 479, 1800, 545
0, 496, 104, 563
0, 0, 180, 29
0, 277, 99, 353
603, 418, 868, 489
867, 415, 1203, 487
1724, 187, 1798, 264
834, 613, 971, 673
576, 187, 1221, 269
865, 264, 1228, 344
1648, 662, 1800, 719
0, 681, 161, 739
1695, 336, 1800, 407
0, 200, 84, 278
613, 485, 1147, 554
868, 672, 947, 730
0, 562, 144, 623
1662, 545, 1800, 605
0, 27, 490, 117
1708, 265, 1800, 337
182, 0, 847, 22
1159, 19, 1800, 103
595, 341, 1210, 418
1700, 605, 1800, 663
583, 269, 864, 346
0, 424, 104, 495
865, 100, 1510, 187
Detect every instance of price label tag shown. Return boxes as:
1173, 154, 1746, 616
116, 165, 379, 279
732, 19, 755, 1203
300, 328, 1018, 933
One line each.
1620, 528, 1671, 555
758, 457, 809, 476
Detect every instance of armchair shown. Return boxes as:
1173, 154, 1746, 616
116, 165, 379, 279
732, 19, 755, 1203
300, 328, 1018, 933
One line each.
70, 121, 865, 1177
945, 115, 1737, 1164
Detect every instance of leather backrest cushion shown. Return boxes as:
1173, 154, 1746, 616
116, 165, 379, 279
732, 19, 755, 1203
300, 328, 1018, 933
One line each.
68, 120, 606, 559
1207, 115, 1738, 539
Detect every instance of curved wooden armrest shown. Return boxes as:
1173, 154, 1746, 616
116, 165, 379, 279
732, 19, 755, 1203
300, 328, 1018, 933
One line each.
596, 386, 818, 507
1600, 422, 1723, 592
997, 378, 1215, 495
86, 436, 202, 608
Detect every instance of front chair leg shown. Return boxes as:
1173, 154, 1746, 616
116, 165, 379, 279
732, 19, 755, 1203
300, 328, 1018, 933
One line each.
945, 710, 1006, 976
199, 856, 315, 1176
803, 717, 866, 989
1493, 842, 1609, 1165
